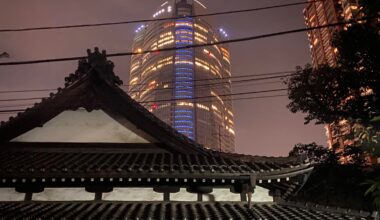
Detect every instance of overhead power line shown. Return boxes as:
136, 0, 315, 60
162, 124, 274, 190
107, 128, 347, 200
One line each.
0, 80, 283, 103
127, 71, 294, 88
129, 74, 291, 94
0, 71, 292, 94
0, 87, 287, 103
139, 88, 287, 104
0, 78, 284, 95
0, 16, 375, 67
0, 88, 56, 94
0, 103, 36, 109
0, 74, 290, 98
0, 97, 45, 102
0, 94, 287, 114
0, 0, 322, 33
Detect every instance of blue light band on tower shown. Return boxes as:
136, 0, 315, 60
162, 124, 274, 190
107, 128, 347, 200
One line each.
174, 18, 195, 140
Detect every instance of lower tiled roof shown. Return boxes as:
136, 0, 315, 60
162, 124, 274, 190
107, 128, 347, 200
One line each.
0, 201, 372, 220
0, 143, 313, 199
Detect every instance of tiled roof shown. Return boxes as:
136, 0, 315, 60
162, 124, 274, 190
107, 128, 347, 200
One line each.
0, 201, 373, 219
0, 143, 312, 198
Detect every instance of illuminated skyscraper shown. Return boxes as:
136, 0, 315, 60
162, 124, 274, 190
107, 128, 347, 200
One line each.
304, 0, 359, 67
303, 0, 359, 148
129, 0, 235, 152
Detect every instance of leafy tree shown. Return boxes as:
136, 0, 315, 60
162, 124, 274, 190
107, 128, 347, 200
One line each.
289, 143, 339, 164
351, 117, 380, 157
286, 65, 365, 124
342, 145, 366, 165
286, 0, 380, 125
363, 177, 380, 210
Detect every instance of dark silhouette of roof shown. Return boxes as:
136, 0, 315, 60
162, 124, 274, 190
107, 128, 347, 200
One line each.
0, 48, 206, 155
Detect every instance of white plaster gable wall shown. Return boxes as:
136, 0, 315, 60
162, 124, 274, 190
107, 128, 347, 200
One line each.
12, 109, 149, 143
0, 189, 24, 201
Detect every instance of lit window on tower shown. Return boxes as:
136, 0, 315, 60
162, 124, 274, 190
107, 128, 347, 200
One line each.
195, 58, 210, 70
194, 23, 208, 33
130, 77, 139, 85
196, 103, 210, 111
211, 91, 224, 104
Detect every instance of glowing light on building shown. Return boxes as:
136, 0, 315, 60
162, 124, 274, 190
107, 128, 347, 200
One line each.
161, 1, 169, 7
173, 17, 195, 139
194, 0, 207, 9
219, 28, 228, 38
135, 25, 146, 33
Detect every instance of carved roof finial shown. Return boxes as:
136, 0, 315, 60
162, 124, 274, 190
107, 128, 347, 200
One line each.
65, 48, 123, 87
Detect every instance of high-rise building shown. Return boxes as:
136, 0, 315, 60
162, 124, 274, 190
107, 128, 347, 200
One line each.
128, 0, 235, 152
304, 0, 359, 68
303, 0, 359, 149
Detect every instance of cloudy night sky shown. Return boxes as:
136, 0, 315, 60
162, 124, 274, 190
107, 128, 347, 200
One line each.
0, 0, 326, 156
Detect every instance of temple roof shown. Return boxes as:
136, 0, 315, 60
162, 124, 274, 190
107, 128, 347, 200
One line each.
0, 48, 205, 155
0, 201, 373, 220
0, 48, 314, 204
0, 142, 312, 200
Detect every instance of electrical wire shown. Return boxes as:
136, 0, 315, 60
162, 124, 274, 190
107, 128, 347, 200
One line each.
0, 97, 46, 102
0, 94, 288, 114
129, 74, 291, 94
0, 71, 294, 94
0, 0, 323, 33
0, 103, 36, 109
0, 78, 284, 95
0, 87, 287, 103
0, 16, 375, 66
0, 80, 284, 110
126, 70, 294, 88
0, 81, 284, 110
139, 88, 288, 103
0, 71, 292, 94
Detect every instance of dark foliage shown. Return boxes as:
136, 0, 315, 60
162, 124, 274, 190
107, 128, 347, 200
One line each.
289, 142, 339, 164
292, 164, 380, 211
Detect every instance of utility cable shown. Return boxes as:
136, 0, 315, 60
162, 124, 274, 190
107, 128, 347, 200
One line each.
0, 78, 283, 95
0, 87, 287, 103
125, 71, 294, 88
0, 80, 284, 109
0, 0, 323, 33
0, 71, 291, 94
0, 16, 375, 66
139, 88, 287, 103
0, 71, 295, 94
129, 74, 291, 94
0, 94, 287, 114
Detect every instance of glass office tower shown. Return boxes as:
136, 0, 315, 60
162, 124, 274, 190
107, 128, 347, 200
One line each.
129, 0, 235, 152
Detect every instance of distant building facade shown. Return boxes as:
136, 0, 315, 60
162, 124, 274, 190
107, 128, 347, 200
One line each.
304, 0, 359, 68
303, 0, 359, 149
128, 0, 235, 152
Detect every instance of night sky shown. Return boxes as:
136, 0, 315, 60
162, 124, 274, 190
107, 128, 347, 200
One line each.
0, 0, 326, 156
